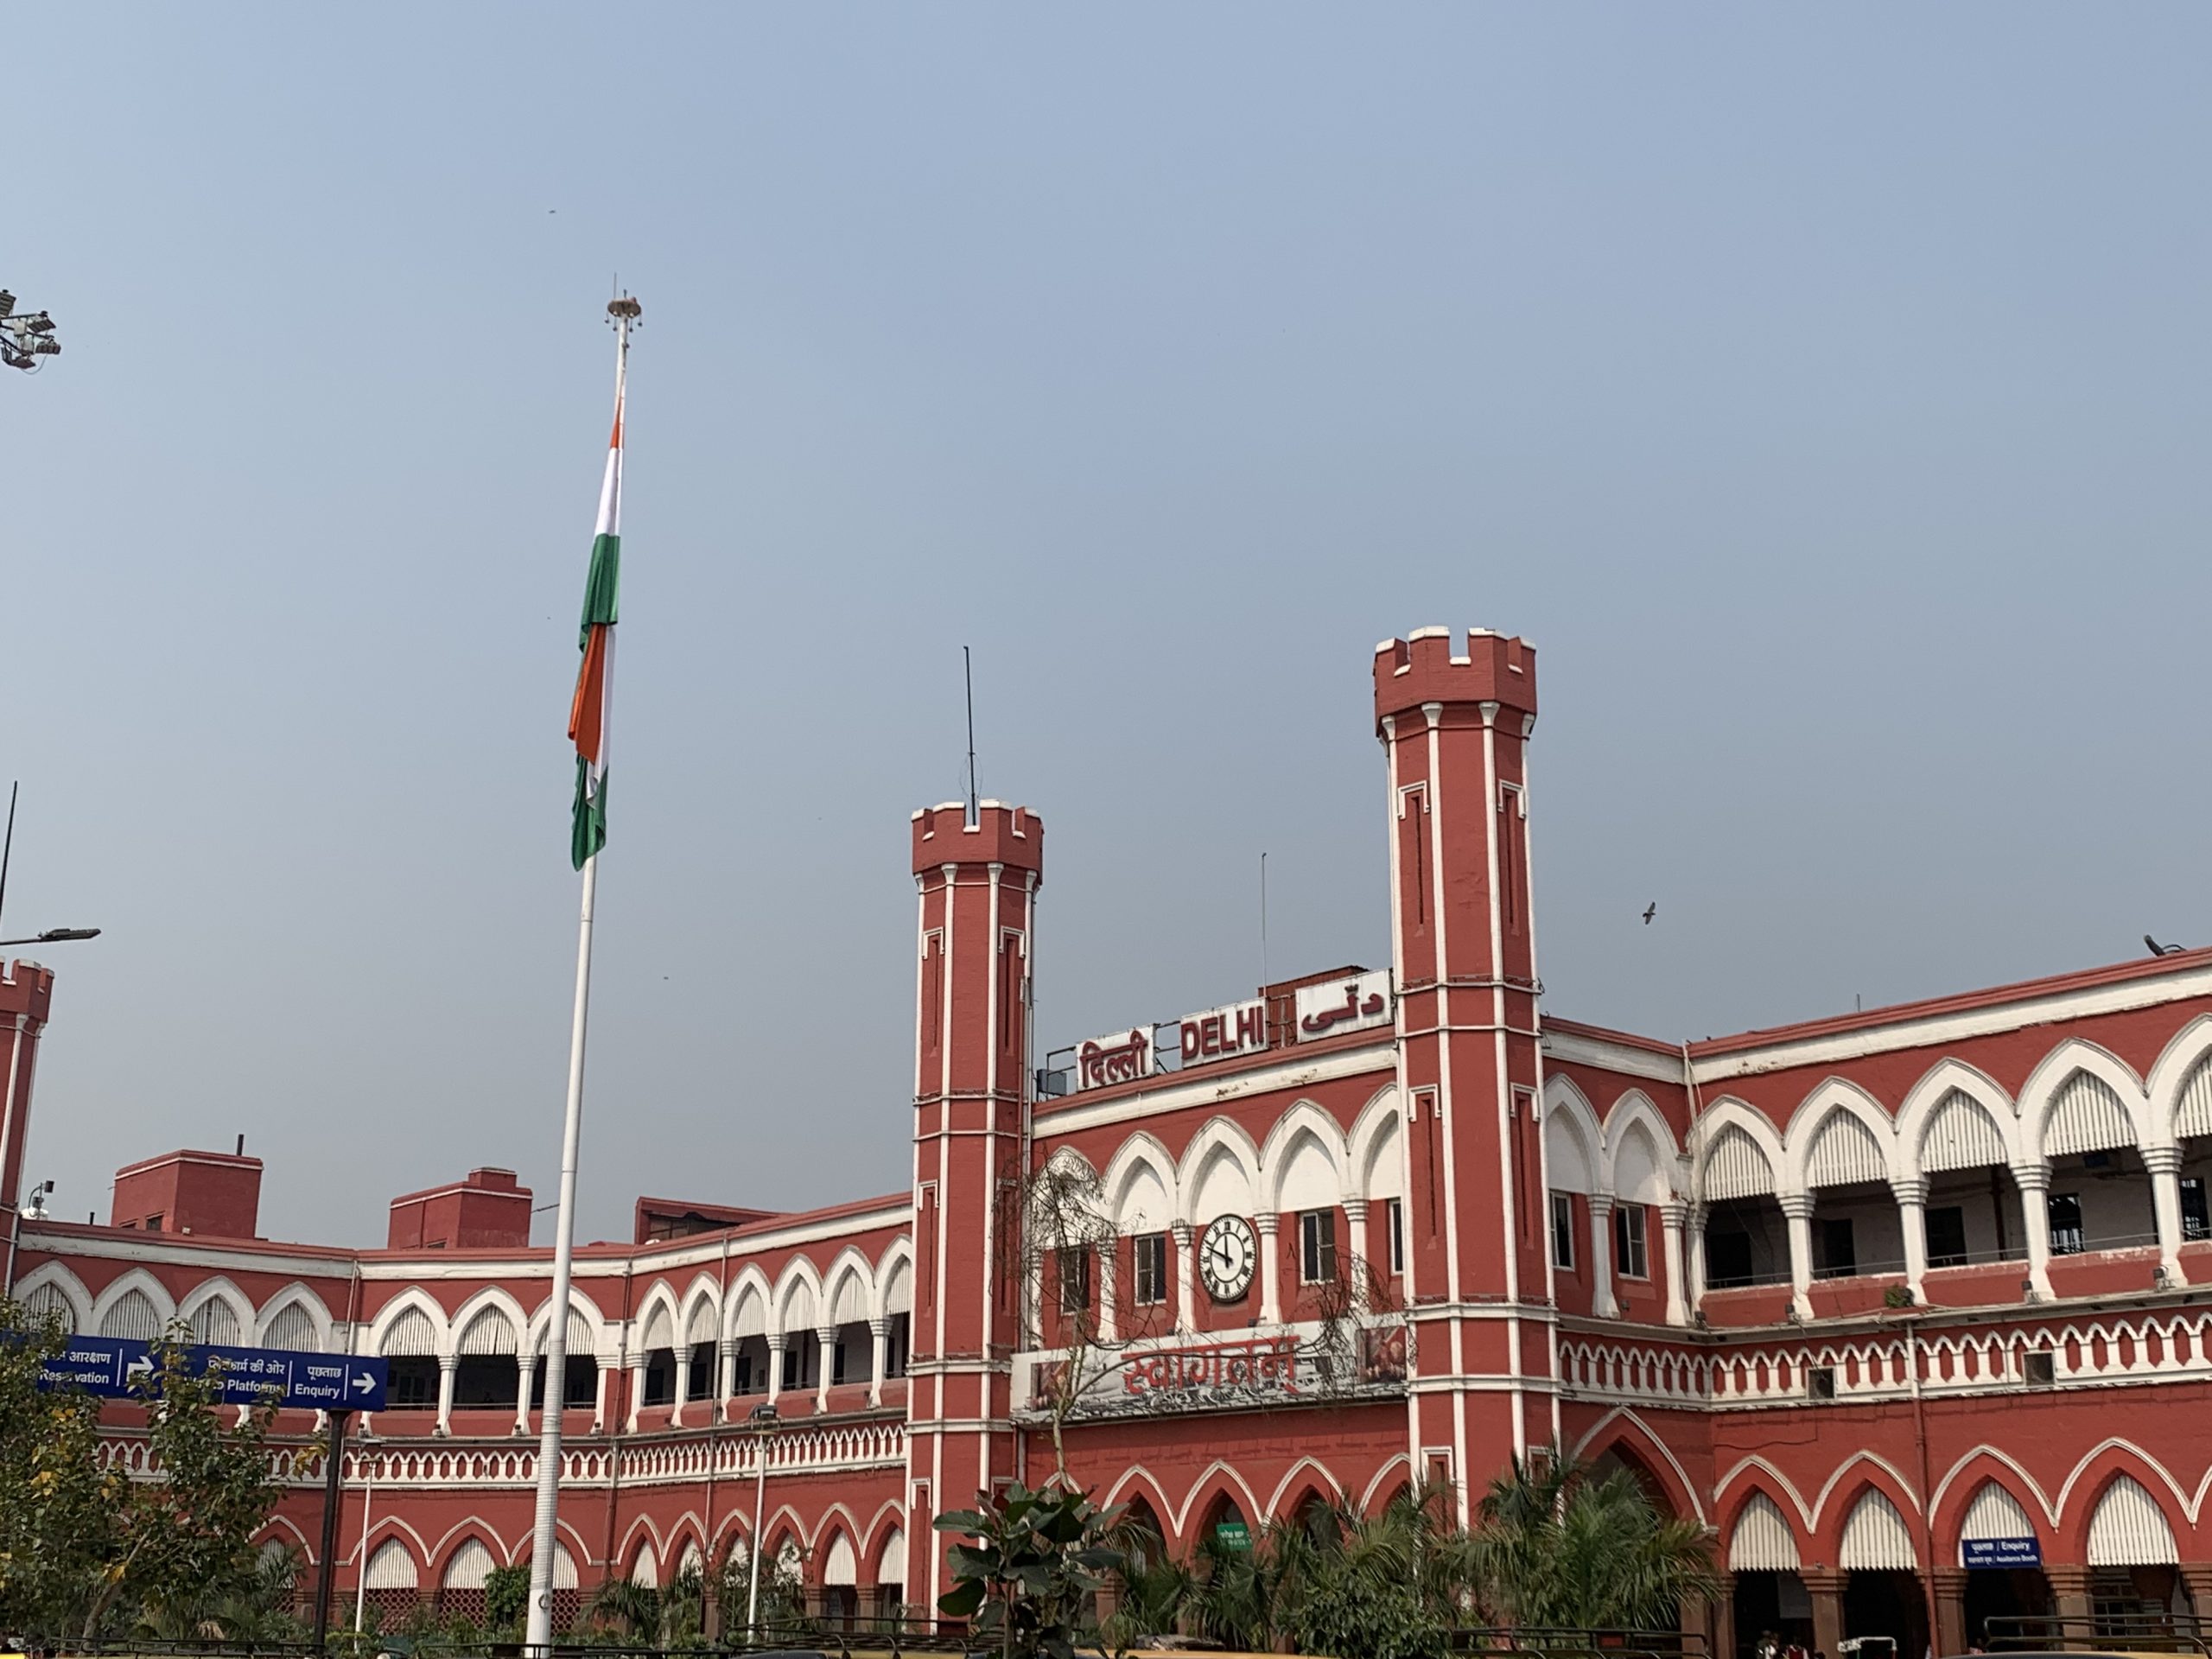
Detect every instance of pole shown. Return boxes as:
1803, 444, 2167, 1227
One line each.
1259, 850, 1268, 989
353, 1446, 376, 1633
525, 305, 631, 1657
0, 780, 17, 934
963, 646, 978, 822
314, 1410, 351, 1655
747, 1433, 768, 1636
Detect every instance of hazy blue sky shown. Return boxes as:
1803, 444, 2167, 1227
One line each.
9, 8, 2209, 1247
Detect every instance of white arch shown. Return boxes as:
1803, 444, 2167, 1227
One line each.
1543, 1079, 1602, 1195
1258, 1100, 1349, 1213
448, 1287, 528, 1357
633, 1281, 682, 1352
1692, 1100, 1783, 1201
2018, 1039, 2153, 1160
12, 1262, 91, 1330
1601, 1090, 1683, 1186
2147, 1014, 2212, 1147
1348, 1085, 1406, 1205
675, 1275, 721, 1346
823, 1249, 874, 1328
256, 1283, 334, 1351
772, 1258, 823, 1338
180, 1277, 254, 1348
725, 1268, 773, 1342
525, 1290, 606, 1357
368, 1287, 449, 1358
1783, 1080, 1898, 1191
90, 1268, 176, 1343
1609, 1114, 1674, 1205
1103, 1134, 1180, 1234
1896, 1060, 2021, 1178
876, 1247, 912, 1321
1180, 1118, 1261, 1224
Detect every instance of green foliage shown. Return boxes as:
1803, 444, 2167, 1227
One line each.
1109, 1458, 1716, 1659
936, 1480, 1125, 1659
0, 1302, 287, 1639
484, 1562, 532, 1632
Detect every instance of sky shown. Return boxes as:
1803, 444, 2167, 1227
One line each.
7, 7, 2210, 1248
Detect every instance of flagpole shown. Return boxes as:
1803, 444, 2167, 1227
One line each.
525, 306, 632, 1656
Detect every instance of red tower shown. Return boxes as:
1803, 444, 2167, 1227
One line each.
0, 957, 55, 1289
902, 801, 1043, 1612
1374, 628, 1552, 1518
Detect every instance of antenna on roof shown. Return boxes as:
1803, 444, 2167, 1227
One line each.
0, 782, 15, 935
1260, 851, 1269, 989
963, 646, 980, 824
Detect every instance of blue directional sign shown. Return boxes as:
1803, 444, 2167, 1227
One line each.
36, 1335, 387, 1412
1961, 1535, 2042, 1568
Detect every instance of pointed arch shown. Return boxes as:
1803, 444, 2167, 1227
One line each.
1694, 1101, 1783, 1201
633, 1281, 682, 1352
1783, 1080, 1897, 1192
1568, 1406, 1707, 1523
823, 1249, 875, 1329
1602, 1090, 1683, 1194
180, 1277, 253, 1348
2018, 1039, 2152, 1159
1357, 1454, 1414, 1516
525, 1290, 603, 1356
677, 1275, 722, 1345
12, 1262, 90, 1330
878, 1249, 912, 1322
1263, 1456, 1348, 1521
726, 1268, 772, 1341
1259, 1099, 1351, 1213
1897, 1060, 2020, 1178
91, 1268, 175, 1343
2147, 1014, 2212, 1146
367, 1287, 448, 1357
449, 1287, 527, 1358
254, 1282, 332, 1351
1349, 1084, 1407, 1205
1543, 1077, 1601, 1195
1931, 1446, 2060, 1535
772, 1257, 823, 1338
1180, 1117, 1262, 1225
1173, 1461, 1265, 1545
2054, 1442, 2193, 1558
1810, 1453, 1923, 1536
1721, 1490, 1802, 1571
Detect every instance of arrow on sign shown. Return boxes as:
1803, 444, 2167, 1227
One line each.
350, 1372, 374, 1395
125, 1356, 153, 1381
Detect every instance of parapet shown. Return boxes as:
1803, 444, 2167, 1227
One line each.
1373, 627, 1538, 730
910, 800, 1045, 879
0, 959, 54, 1025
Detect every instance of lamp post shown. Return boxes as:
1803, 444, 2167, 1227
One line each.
746, 1402, 779, 1638
353, 1433, 380, 1634
0, 928, 100, 947
0, 292, 60, 372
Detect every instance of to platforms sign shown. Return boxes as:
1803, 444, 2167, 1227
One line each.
37, 1335, 387, 1412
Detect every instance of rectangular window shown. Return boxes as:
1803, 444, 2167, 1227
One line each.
1058, 1246, 1091, 1314
780, 1344, 803, 1391
1549, 1192, 1575, 1271
1386, 1198, 1405, 1276
1133, 1233, 1167, 1306
1300, 1209, 1338, 1284
1613, 1205, 1649, 1280
734, 1352, 755, 1395
1498, 785, 1522, 935
2184, 1178, 2210, 1243
883, 1312, 909, 1378
1817, 1217, 1858, 1278
2049, 1192, 2086, 1256
1926, 1205, 1968, 1268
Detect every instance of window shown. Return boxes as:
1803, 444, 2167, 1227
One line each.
832, 1338, 849, 1385
2184, 1178, 2210, 1243
1808, 1366, 1836, 1401
687, 1341, 715, 1401
529, 1356, 596, 1409
146, 1215, 164, 1233
1549, 1193, 1575, 1271
781, 1343, 804, 1391
2024, 1350, 2055, 1388
2049, 1192, 2085, 1256
1133, 1233, 1168, 1306
1816, 1217, 1858, 1278
1057, 1246, 1091, 1314
386, 1357, 437, 1408
641, 1351, 676, 1407
1612, 1205, 1649, 1280
734, 1351, 756, 1395
1385, 1198, 1404, 1276
883, 1313, 910, 1379
1300, 1210, 1338, 1284
1925, 1205, 1967, 1268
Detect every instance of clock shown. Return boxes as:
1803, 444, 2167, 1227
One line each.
1198, 1215, 1258, 1302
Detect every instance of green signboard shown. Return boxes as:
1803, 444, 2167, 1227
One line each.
1214, 1519, 1251, 1551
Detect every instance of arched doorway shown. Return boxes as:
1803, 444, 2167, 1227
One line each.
2086, 1475, 2187, 1633
1957, 1480, 2052, 1644
1839, 1490, 1928, 1659
1729, 1495, 1811, 1659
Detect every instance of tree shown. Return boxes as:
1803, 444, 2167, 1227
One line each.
1015, 1159, 1123, 1479
936, 1480, 1125, 1659
1462, 1455, 1718, 1632
0, 1302, 287, 1639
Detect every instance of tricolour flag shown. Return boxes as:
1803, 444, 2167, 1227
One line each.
568, 383, 622, 869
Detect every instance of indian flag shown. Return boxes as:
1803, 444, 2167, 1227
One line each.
568, 381, 623, 870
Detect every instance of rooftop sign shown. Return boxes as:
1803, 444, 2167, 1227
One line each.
1294, 969, 1392, 1040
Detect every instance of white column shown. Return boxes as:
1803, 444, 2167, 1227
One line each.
1586, 1193, 1618, 1319
1686, 1203, 1708, 1314
718, 1337, 740, 1422
815, 1325, 836, 1412
868, 1318, 889, 1407
671, 1348, 691, 1427
591, 1357, 608, 1432
513, 1353, 532, 1435
625, 1356, 646, 1432
1096, 1249, 1120, 1344
765, 1334, 786, 1403
1343, 1199, 1370, 1313
435, 1355, 457, 1437
1255, 1214, 1282, 1325
1660, 1201, 1689, 1326
1779, 1192, 1815, 1319
2014, 1162, 2054, 1300
1893, 1176, 1929, 1303
2145, 1146, 2185, 1283
1171, 1222, 1196, 1333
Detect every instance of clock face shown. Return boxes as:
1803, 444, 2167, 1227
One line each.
1198, 1215, 1258, 1302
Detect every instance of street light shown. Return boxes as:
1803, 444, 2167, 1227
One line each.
353, 1431, 381, 1635
0, 928, 100, 947
746, 1402, 780, 1639
0, 291, 60, 372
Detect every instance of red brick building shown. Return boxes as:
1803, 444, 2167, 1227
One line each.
8, 626, 2212, 1656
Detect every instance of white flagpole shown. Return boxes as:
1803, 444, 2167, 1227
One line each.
525, 306, 632, 1655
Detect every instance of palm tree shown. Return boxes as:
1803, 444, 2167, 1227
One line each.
1463, 1455, 1719, 1632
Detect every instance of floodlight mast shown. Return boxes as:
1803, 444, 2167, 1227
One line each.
0, 291, 60, 372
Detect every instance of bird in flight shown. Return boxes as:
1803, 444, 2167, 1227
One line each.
1642, 903, 1656, 926
2146, 934, 2186, 957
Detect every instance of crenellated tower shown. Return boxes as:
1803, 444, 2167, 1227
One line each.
1374, 628, 1553, 1516
901, 801, 1042, 1612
